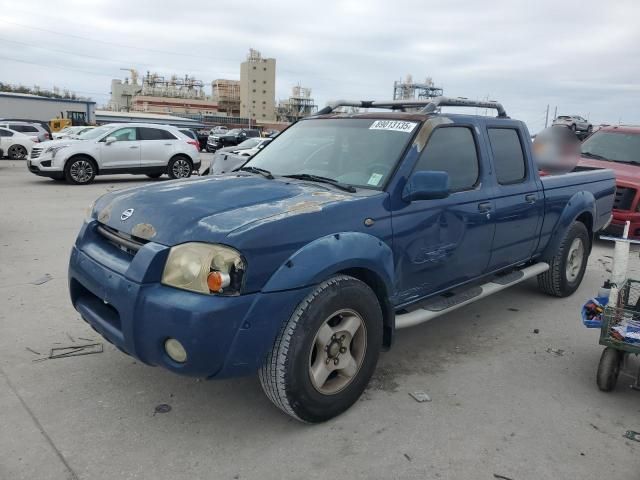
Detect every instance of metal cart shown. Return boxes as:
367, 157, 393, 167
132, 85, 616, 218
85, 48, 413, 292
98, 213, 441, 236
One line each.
596, 279, 640, 391
592, 222, 640, 391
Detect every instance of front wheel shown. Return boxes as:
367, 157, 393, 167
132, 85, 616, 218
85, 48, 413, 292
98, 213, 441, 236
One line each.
167, 156, 193, 179
259, 275, 383, 423
64, 156, 97, 185
537, 221, 589, 297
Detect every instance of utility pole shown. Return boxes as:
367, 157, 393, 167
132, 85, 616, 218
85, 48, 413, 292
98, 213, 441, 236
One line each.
545, 104, 549, 128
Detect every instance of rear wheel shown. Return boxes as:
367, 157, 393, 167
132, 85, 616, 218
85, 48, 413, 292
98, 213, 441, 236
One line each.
538, 221, 589, 297
259, 275, 383, 423
64, 156, 97, 185
167, 156, 193, 179
8, 144, 27, 160
596, 347, 622, 391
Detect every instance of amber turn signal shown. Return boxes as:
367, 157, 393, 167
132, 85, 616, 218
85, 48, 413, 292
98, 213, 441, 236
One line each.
207, 271, 230, 292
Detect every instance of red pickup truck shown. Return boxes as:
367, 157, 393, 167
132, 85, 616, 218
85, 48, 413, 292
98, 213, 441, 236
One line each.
579, 126, 640, 238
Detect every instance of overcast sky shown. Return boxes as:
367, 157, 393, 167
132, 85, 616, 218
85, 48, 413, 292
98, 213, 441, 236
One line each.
1, 0, 638, 132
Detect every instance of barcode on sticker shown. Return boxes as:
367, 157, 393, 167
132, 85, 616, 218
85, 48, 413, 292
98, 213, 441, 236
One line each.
369, 120, 418, 132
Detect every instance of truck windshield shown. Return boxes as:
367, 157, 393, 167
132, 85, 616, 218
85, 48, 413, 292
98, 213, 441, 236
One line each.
581, 131, 640, 164
246, 118, 419, 189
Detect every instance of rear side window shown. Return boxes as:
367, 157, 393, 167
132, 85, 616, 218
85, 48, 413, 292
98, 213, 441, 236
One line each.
11, 125, 38, 133
0, 128, 13, 137
488, 128, 526, 184
414, 126, 479, 192
138, 127, 176, 140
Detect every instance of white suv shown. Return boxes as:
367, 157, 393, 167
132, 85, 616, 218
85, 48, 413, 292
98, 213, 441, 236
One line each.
27, 123, 201, 184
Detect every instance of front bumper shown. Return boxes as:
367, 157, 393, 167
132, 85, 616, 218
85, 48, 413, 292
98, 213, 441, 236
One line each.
68, 221, 311, 378
27, 160, 64, 179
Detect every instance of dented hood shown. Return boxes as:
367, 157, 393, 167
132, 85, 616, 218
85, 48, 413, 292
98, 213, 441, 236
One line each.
93, 174, 352, 246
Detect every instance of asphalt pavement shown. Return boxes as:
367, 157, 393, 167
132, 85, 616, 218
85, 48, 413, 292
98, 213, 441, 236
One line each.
1, 157, 638, 480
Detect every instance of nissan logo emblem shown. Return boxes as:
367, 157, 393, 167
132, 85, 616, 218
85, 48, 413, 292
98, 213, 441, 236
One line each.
120, 208, 134, 221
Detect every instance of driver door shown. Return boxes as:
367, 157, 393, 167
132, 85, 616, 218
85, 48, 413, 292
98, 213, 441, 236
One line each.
392, 125, 496, 304
98, 127, 141, 170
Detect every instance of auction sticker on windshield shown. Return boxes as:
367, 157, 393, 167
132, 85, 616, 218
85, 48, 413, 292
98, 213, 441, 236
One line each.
369, 120, 418, 132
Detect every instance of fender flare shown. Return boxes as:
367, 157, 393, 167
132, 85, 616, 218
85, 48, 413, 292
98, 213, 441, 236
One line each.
541, 190, 595, 262
262, 232, 395, 295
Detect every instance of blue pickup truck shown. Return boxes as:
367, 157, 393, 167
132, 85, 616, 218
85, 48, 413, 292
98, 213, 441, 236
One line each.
69, 97, 615, 423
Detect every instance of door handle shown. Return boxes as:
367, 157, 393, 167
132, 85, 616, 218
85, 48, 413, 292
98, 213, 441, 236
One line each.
129, 146, 139, 149
478, 202, 491, 213
525, 194, 536, 203
164, 143, 172, 146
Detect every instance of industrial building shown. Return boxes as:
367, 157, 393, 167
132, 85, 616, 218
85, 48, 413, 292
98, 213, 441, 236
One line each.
0, 91, 96, 124
277, 85, 317, 122
240, 49, 276, 122
392, 75, 443, 101
94, 110, 203, 128
211, 79, 241, 116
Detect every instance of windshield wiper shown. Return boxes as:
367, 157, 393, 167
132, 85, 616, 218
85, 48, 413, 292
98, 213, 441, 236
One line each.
239, 166, 274, 179
581, 151, 609, 161
283, 173, 356, 193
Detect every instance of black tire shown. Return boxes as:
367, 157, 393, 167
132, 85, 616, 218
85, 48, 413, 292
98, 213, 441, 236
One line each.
596, 347, 622, 391
51, 177, 66, 182
8, 144, 28, 160
571, 124, 577, 132
64, 156, 97, 185
146, 173, 163, 179
538, 221, 590, 297
167, 156, 193, 179
259, 275, 383, 423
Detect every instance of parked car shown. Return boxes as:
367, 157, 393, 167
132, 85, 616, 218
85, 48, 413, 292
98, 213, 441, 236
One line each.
577, 125, 640, 238
0, 118, 52, 140
69, 97, 614, 423
53, 126, 95, 140
0, 121, 49, 142
27, 123, 201, 184
0, 127, 36, 159
206, 126, 232, 152
553, 115, 593, 134
208, 128, 259, 151
208, 138, 272, 175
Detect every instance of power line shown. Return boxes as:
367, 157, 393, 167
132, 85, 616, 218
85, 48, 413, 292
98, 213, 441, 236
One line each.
0, 54, 117, 78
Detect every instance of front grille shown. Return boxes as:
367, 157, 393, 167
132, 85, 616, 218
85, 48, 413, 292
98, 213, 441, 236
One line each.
97, 224, 147, 256
613, 186, 636, 211
31, 147, 43, 159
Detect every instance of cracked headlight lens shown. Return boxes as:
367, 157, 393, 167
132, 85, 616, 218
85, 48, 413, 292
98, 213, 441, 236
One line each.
161, 243, 245, 295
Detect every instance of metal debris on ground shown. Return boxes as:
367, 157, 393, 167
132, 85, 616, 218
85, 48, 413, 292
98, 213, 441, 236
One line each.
48, 343, 103, 359
623, 430, 640, 442
409, 391, 432, 402
25, 347, 41, 355
403, 453, 412, 462
546, 348, 565, 356
493, 474, 514, 480
30, 273, 53, 285
533, 329, 540, 334
154, 404, 172, 414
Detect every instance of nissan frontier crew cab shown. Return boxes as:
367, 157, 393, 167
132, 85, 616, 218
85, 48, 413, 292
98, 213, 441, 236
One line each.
69, 97, 615, 423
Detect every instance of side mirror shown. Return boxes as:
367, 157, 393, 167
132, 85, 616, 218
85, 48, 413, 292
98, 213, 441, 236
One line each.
105, 136, 117, 144
402, 171, 449, 202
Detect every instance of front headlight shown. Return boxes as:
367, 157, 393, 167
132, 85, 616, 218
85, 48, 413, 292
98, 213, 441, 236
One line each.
161, 243, 246, 295
45, 144, 71, 158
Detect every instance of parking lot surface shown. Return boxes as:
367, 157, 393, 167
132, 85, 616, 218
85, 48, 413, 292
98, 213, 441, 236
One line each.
1, 157, 639, 480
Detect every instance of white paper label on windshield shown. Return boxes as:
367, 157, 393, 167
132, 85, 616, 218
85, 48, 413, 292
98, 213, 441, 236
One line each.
367, 173, 384, 186
369, 120, 418, 133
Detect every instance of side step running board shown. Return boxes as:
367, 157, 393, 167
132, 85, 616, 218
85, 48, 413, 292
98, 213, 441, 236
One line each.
395, 262, 549, 329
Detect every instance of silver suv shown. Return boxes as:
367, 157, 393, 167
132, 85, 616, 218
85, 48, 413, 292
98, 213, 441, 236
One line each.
552, 115, 593, 134
27, 123, 201, 185
0, 121, 50, 142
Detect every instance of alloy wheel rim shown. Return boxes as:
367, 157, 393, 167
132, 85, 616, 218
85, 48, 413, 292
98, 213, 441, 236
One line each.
70, 160, 93, 183
566, 237, 585, 282
308, 308, 367, 395
10, 145, 26, 159
172, 159, 191, 178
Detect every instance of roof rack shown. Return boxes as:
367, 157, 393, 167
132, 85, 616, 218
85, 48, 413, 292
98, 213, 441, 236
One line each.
315, 96, 508, 118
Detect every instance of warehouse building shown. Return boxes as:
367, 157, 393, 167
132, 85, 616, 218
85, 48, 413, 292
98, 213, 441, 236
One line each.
240, 49, 276, 122
0, 92, 96, 124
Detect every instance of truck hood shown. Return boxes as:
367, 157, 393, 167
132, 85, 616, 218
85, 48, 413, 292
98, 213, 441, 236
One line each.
579, 157, 640, 184
93, 174, 353, 246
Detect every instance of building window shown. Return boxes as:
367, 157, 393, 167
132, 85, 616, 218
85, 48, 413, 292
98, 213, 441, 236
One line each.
253, 79, 256, 83
263, 80, 266, 84
262, 100, 266, 104
252, 100, 256, 103
262, 114, 266, 118
263, 67, 267, 71
262, 90, 266, 94
253, 89, 256, 93
253, 66, 256, 70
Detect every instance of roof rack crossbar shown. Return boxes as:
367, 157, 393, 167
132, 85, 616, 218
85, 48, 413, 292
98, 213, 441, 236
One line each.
315, 96, 508, 118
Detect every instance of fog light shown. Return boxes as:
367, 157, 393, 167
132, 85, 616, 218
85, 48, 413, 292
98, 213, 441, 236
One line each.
164, 338, 187, 363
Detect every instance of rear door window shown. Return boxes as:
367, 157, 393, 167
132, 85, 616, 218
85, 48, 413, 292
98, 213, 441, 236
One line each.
414, 126, 479, 192
0, 128, 13, 137
138, 128, 176, 141
11, 125, 38, 133
488, 128, 527, 184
